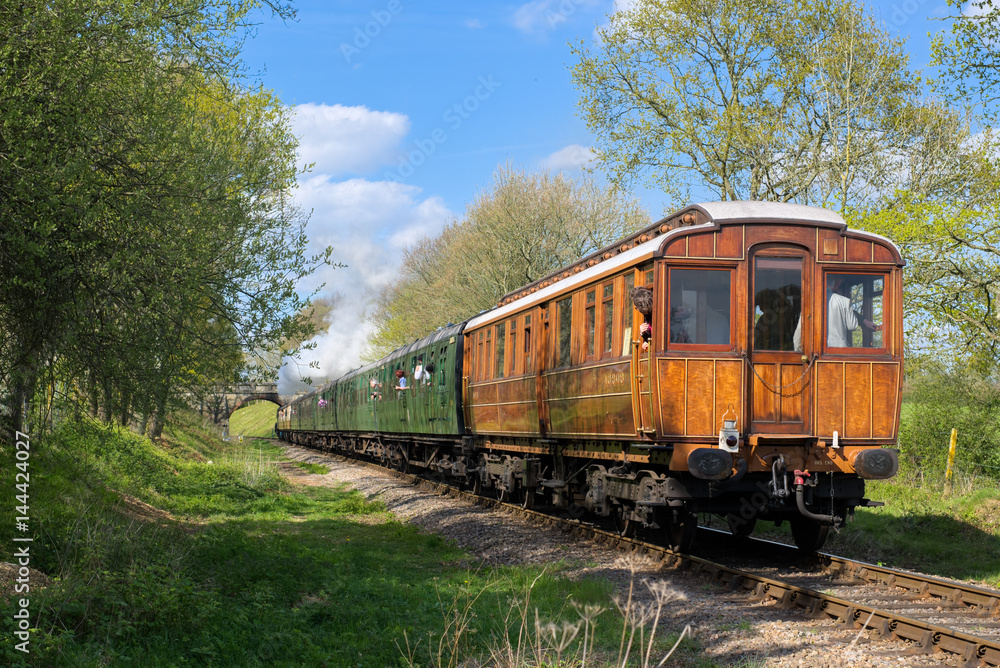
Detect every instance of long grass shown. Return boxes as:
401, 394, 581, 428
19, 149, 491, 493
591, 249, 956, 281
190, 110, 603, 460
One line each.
398, 559, 697, 668
0, 411, 706, 666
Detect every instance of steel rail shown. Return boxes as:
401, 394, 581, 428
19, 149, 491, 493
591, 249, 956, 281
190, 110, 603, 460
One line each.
319, 450, 1000, 666
701, 526, 1000, 620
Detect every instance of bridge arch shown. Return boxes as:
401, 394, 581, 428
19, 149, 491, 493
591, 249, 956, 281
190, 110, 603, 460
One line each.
226, 395, 282, 421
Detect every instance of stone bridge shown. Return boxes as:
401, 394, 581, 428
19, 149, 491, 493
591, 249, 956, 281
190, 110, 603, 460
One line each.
195, 382, 284, 425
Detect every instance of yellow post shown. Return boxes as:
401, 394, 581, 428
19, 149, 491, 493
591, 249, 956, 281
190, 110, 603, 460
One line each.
944, 428, 957, 496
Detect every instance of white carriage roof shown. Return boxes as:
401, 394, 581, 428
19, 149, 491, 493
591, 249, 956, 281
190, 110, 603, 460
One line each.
693, 201, 846, 226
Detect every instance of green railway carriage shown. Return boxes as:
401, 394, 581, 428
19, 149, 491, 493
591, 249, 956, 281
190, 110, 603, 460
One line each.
277, 323, 466, 467
329, 322, 465, 436
371, 323, 465, 436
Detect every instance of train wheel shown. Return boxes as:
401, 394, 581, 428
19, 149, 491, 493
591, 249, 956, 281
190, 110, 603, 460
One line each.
496, 482, 512, 504
521, 486, 536, 510
469, 473, 483, 496
790, 518, 830, 552
726, 513, 756, 540
393, 448, 409, 474
666, 510, 697, 552
612, 503, 637, 538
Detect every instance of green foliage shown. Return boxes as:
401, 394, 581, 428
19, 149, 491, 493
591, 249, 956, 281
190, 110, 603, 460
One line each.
366, 164, 649, 358
897, 362, 1000, 477
293, 461, 331, 475
932, 0, 1000, 117
0, 0, 330, 439
571, 0, 946, 208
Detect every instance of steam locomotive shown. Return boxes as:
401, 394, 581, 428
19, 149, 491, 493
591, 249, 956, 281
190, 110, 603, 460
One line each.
277, 201, 902, 552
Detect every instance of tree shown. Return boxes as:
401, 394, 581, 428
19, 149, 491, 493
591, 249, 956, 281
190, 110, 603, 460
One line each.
931, 0, 1000, 117
365, 165, 649, 359
841, 0, 1000, 364
0, 0, 329, 437
571, 0, 951, 208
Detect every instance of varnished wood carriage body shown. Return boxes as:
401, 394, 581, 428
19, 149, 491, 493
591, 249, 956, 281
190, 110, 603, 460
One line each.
462, 202, 902, 548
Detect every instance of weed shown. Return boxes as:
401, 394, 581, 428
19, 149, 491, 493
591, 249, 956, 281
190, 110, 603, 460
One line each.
397, 558, 695, 668
293, 461, 330, 475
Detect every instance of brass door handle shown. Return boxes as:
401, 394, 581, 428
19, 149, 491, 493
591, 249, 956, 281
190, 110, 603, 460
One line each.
801, 355, 808, 363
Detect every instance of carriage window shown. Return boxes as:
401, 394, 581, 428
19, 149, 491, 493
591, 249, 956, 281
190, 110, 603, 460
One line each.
586, 290, 597, 358
524, 314, 533, 373
826, 273, 885, 349
509, 320, 517, 376
477, 331, 485, 381
485, 329, 492, 380
602, 283, 614, 354
621, 272, 635, 356
495, 322, 506, 379
753, 258, 802, 352
669, 269, 731, 345
557, 296, 572, 367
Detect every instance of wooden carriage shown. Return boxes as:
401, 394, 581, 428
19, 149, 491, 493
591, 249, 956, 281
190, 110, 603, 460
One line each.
462, 201, 902, 550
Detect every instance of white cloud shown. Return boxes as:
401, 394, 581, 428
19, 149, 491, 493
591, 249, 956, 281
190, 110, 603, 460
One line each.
542, 144, 595, 170
291, 103, 410, 176
278, 176, 453, 393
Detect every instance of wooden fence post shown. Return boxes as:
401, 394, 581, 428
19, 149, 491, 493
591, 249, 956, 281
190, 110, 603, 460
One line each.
944, 428, 957, 497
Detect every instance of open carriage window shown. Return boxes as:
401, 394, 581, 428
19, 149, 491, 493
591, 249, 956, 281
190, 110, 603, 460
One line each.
826, 273, 885, 350
669, 268, 732, 346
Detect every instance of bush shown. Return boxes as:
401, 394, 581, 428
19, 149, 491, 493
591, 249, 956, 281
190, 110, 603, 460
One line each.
900, 362, 1000, 478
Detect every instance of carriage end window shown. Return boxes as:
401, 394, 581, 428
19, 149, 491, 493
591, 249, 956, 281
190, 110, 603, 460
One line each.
826, 273, 885, 349
669, 269, 732, 346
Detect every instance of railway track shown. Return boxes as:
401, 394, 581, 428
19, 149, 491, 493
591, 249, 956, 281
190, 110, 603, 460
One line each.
316, 448, 1000, 666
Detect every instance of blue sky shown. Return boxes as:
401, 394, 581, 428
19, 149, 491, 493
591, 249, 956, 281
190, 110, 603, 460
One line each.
239, 0, 953, 390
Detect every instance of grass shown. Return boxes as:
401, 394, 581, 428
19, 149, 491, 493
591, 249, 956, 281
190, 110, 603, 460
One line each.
0, 411, 700, 666
12, 402, 996, 665
293, 461, 330, 475
731, 469, 1000, 587
227, 400, 279, 439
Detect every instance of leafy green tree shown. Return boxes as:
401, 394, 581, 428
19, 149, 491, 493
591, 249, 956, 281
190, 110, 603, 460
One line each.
932, 0, 1000, 116
0, 0, 329, 437
571, 0, 951, 208
365, 165, 649, 359
846, 1, 1000, 364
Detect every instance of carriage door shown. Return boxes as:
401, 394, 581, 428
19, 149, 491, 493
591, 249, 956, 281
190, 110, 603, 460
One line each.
749, 250, 812, 434
628, 267, 656, 436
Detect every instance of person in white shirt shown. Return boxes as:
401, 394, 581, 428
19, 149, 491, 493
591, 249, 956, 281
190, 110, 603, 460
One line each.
827, 277, 876, 347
